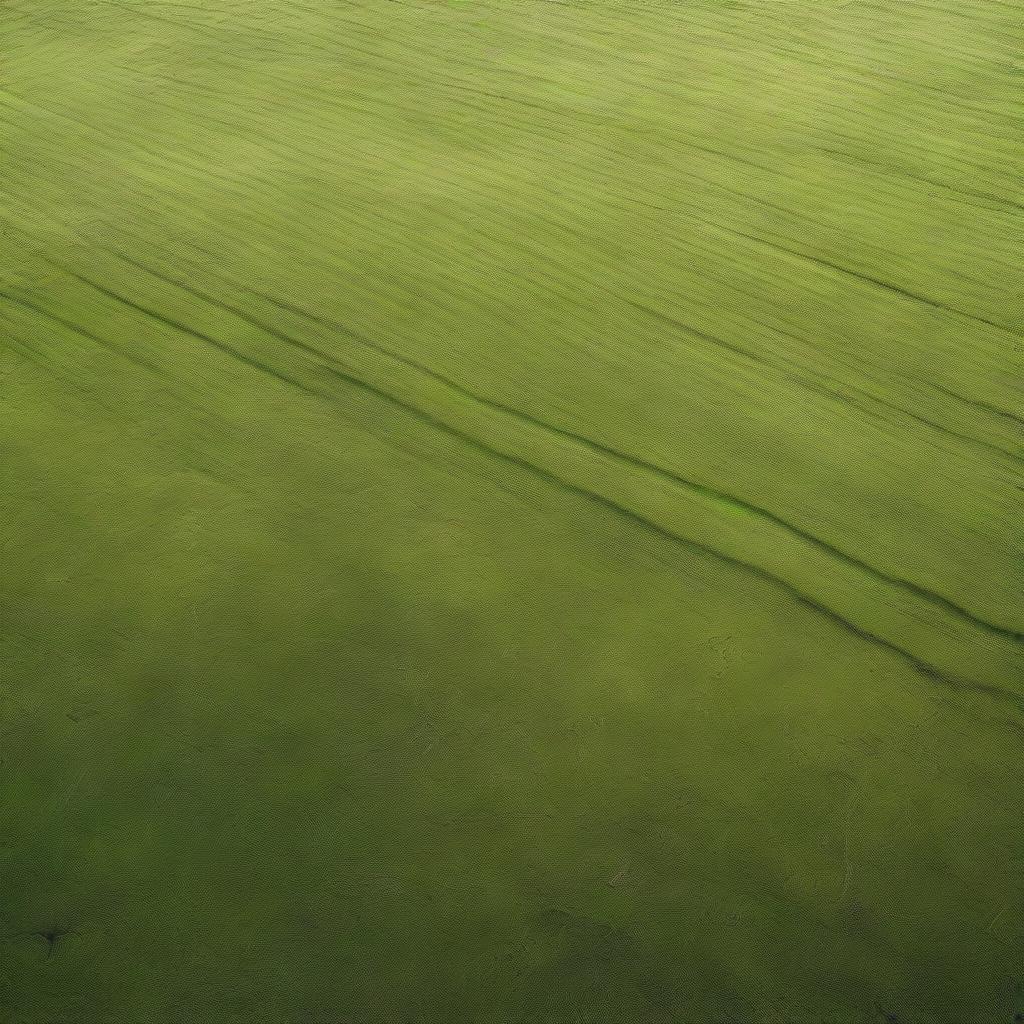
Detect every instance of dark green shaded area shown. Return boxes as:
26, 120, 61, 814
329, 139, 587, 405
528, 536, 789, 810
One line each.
1, 1, 1022, 1021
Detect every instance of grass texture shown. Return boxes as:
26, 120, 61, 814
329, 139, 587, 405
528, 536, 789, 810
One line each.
1, 0, 1023, 1021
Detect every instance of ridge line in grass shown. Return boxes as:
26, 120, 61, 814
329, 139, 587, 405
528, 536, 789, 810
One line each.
91, 244, 1024, 649
27, 253, 1024, 708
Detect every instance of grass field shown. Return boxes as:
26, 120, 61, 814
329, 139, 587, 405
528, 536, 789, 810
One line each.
1, 0, 1022, 1020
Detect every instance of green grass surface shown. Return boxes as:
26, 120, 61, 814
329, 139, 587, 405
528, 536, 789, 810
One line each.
1, 1, 1023, 1020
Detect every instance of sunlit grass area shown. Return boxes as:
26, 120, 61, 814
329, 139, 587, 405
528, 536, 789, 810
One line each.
1, 1, 1022, 1020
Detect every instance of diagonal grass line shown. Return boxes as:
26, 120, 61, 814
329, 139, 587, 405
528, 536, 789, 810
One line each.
34, 257, 1024, 711
91, 245, 1024, 646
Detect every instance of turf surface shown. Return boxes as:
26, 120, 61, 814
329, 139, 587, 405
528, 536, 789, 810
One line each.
1, 0, 1023, 1021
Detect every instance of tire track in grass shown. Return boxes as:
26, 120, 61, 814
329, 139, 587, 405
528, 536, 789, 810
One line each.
930, 383, 1024, 430
95, 243, 1024, 646
16, 105, 1013, 475
68, 203, 1024, 482
33, 250, 1024, 693
42, 266, 321, 398
722, 226, 1024, 340
1, 289, 165, 376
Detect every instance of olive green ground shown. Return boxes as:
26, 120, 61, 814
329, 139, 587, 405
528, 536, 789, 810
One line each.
1, 1, 1022, 1021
